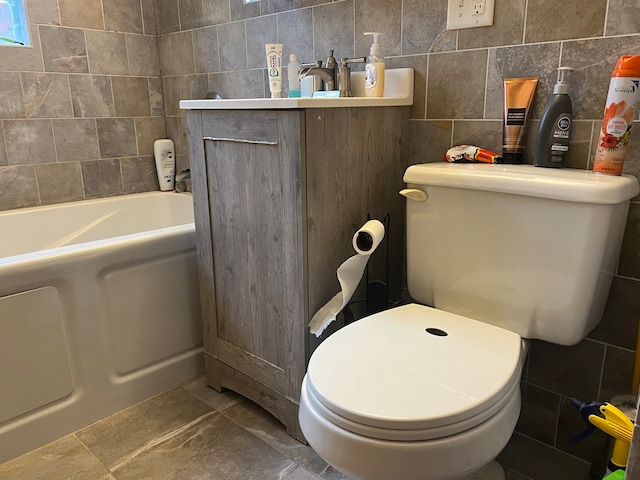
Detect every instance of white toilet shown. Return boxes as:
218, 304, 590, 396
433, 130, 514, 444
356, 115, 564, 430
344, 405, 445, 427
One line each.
299, 163, 640, 480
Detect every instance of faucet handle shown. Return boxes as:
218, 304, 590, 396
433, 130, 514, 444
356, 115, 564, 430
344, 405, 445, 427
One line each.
340, 56, 366, 67
326, 50, 337, 69
337, 57, 367, 98
300, 60, 322, 68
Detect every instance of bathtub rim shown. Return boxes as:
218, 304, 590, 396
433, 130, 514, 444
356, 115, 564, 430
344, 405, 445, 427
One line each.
0, 191, 195, 268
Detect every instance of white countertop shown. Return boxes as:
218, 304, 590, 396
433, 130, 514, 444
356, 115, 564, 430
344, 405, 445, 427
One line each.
180, 68, 414, 110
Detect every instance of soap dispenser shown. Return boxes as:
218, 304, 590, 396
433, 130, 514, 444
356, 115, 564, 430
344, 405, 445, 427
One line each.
534, 67, 573, 168
364, 32, 385, 97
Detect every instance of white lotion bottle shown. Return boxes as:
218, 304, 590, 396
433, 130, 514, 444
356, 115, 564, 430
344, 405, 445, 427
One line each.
154, 139, 175, 191
364, 32, 385, 97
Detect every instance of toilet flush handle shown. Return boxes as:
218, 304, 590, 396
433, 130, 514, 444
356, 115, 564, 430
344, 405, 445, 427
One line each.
399, 188, 427, 202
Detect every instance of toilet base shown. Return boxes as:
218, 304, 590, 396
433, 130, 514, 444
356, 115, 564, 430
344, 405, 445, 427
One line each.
467, 461, 505, 480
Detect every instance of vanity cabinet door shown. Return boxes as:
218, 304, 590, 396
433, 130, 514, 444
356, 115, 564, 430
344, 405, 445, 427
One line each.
188, 110, 306, 439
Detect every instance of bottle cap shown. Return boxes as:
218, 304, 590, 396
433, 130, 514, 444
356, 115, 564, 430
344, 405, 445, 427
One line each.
612, 55, 640, 78
289, 53, 298, 62
364, 32, 383, 57
553, 66, 573, 95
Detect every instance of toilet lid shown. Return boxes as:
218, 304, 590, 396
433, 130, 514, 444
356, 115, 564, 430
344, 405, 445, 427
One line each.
306, 303, 523, 436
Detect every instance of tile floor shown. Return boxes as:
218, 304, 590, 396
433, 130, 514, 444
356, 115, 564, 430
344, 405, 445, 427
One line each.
0, 375, 532, 480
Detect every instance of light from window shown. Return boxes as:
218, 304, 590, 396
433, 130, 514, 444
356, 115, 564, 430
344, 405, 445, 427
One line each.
0, 0, 30, 46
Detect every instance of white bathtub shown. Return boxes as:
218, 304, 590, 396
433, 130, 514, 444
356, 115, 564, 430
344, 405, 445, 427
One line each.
0, 192, 204, 463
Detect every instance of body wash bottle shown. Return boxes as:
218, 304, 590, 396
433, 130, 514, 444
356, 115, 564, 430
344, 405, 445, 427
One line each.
154, 139, 175, 191
534, 67, 573, 168
364, 32, 385, 97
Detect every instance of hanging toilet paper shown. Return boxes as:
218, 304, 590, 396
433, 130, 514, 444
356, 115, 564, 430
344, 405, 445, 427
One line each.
308, 219, 385, 337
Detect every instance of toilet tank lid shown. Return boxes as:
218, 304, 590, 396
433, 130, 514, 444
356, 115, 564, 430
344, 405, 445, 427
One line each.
403, 163, 640, 204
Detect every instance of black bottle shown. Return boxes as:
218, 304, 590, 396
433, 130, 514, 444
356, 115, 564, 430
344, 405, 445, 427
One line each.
534, 67, 573, 168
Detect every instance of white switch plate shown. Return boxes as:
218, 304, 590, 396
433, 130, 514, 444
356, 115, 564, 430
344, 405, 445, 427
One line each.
446, 0, 495, 30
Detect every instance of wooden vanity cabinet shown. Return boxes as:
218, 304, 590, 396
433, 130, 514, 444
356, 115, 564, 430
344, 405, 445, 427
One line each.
186, 106, 408, 441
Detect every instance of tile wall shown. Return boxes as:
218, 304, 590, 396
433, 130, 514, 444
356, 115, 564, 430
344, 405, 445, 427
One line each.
1, 0, 640, 478
0, 0, 165, 210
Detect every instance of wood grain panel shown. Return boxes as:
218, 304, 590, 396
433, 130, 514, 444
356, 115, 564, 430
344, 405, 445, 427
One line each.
189, 106, 408, 442
202, 110, 304, 369
187, 110, 219, 357
305, 107, 409, 354
205, 354, 305, 442
201, 110, 279, 144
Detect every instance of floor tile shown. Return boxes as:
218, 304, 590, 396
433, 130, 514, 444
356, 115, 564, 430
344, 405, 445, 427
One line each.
498, 432, 591, 480
0, 434, 109, 480
223, 399, 317, 464
111, 413, 296, 479
282, 466, 323, 479
302, 454, 355, 479
75, 386, 214, 470
181, 374, 243, 411
504, 467, 534, 480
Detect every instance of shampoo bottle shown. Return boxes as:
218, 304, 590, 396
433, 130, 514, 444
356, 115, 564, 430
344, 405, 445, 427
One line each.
287, 53, 301, 98
364, 32, 385, 97
593, 55, 640, 175
534, 67, 573, 168
154, 139, 175, 191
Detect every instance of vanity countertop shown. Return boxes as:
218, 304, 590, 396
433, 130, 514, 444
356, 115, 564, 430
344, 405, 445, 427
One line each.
180, 68, 413, 110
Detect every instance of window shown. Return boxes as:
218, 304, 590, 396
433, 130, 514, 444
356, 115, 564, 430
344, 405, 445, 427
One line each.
0, 0, 30, 46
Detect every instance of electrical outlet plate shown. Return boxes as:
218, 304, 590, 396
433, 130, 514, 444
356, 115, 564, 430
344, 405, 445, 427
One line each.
446, 0, 495, 30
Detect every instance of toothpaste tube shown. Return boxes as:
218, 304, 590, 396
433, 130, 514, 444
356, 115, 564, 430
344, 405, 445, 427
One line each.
265, 43, 283, 98
445, 145, 503, 164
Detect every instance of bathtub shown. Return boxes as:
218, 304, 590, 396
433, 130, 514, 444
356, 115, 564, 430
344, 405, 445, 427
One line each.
0, 192, 204, 463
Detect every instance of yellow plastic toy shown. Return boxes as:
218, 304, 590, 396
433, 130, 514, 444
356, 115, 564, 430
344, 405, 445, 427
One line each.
571, 399, 634, 477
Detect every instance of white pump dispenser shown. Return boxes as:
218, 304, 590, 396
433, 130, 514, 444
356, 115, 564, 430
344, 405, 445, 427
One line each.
364, 32, 385, 97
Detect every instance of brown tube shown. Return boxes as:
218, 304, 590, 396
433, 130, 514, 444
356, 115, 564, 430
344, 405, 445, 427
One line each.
503, 77, 538, 163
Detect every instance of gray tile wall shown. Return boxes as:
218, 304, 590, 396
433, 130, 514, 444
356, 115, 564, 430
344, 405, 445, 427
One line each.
1, 0, 639, 478
0, 0, 165, 210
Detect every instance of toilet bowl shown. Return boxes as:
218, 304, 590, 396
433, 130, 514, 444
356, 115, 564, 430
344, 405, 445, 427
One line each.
299, 304, 524, 480
299, 164, 639, 480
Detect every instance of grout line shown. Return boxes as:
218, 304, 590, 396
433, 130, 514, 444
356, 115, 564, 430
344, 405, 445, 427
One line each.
483, 47, 491, 119
109, 410, 219, 472
399, 0, 404, 56
596, 343, 607, 401
73, 432, 112, 475
424, 53, 429, 119
522, 0, 528, 44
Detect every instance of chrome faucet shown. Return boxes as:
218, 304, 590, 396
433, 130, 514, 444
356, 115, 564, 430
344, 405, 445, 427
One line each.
299, 50, 338, 91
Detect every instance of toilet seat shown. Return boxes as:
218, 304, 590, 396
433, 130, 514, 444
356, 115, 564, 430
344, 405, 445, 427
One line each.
305, 303, 524, 441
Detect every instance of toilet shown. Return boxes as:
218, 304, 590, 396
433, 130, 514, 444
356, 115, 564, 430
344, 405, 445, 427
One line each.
299, 163, 640, 480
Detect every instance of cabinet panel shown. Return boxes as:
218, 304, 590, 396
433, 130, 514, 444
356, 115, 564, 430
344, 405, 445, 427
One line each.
202, 111, 305, 391
201, 110, 279, 143
305, 107, 407, 338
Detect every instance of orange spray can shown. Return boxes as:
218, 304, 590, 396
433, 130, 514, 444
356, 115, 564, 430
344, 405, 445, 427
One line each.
593, 55, 640, 175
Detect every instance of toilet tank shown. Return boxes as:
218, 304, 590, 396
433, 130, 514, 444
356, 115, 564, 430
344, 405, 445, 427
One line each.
403, 163, 639, 346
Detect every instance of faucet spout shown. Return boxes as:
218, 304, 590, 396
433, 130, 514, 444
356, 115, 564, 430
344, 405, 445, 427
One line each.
299, 51, 338, 92
300, 67, 336, 91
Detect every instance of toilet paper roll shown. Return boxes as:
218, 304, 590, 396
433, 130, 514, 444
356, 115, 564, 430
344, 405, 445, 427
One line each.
308, 220, 385, 338
352, 219, 385, 255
